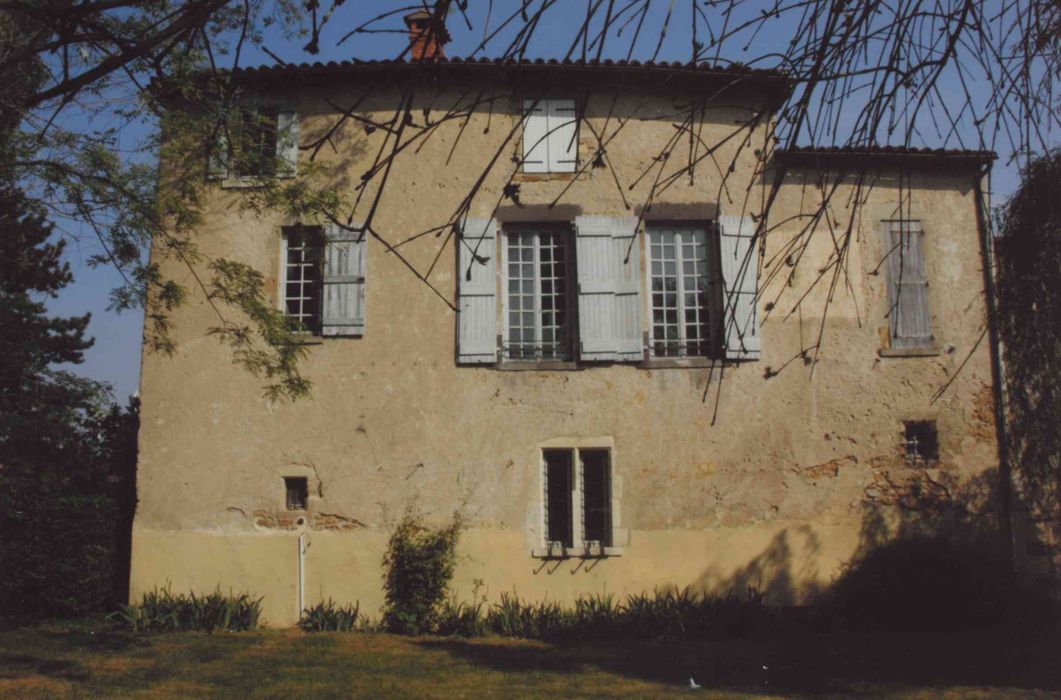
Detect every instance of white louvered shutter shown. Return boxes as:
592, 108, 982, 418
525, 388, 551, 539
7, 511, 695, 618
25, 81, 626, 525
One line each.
612, 218, 643, 360
718, 215, 761, 360
458, 217, 498, 364
883, 221, 931, 347
522, 100, 548, 173
321, 224, 366, 336
576, 216, 641, 361
276, 110, 298, 178
547, 99, 578, 172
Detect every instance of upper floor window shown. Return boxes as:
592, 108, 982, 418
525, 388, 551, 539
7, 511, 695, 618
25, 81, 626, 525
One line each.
882, 220, 932, 348
456, 216, 760, 366
279, 224, 366, 338
647, 224, 723, 358
521, 98, 577, 173
208, 106, 298, 181
503, 225, 574, 361
282, 226, 324, 335
234, 106, 279, 178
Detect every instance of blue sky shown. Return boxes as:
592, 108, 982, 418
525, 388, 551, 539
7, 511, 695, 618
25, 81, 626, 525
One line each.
48, 0, 1030, 402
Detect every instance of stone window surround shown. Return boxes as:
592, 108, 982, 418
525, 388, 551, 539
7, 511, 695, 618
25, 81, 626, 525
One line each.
530, 436, 628, 559
869, 202, 944, 358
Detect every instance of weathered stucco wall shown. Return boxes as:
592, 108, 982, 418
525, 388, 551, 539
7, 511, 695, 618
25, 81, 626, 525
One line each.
131, 77, 1000, 626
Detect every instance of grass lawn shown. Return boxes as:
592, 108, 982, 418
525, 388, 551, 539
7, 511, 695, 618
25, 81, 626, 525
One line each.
1, 620, 1060, 699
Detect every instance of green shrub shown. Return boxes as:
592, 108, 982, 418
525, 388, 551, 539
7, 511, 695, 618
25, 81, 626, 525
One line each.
299, 598, 360, 632
468, 587, 770, 641
381, 510, 462, 635
437, 596, 487, 637
114, 587, 263, 632
483, 592, 572, 638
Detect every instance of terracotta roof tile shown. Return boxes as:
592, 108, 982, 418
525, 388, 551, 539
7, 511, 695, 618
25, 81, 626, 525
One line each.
776, 145, 996, 167
231, 55, 786, 81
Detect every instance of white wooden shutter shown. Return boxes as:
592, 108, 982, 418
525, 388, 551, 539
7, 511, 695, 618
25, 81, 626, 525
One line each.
547, 99, 577, 172
521, 100, 548, 173
276, 110, 298, 178
612, 219, 643, 360
883, 221, 932, 347
321, 224, 366, 336
576, 216, 640, 361
719, 215, 761, 360
208, 126, 228, 180
458, 217, 498, 364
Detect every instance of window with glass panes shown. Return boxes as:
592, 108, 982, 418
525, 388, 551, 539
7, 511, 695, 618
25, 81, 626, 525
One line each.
235, 106, 278, 177
282, 227, 323, 334
648, 225, 721, 357
504, 227, 573, 360
541, 447, 613, 552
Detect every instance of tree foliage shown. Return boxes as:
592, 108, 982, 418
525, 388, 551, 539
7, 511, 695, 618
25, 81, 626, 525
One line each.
996, 149, 1061, 525
0, 180, 139, 616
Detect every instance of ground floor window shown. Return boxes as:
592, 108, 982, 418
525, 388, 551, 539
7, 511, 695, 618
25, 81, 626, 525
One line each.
543, 447, 612, 552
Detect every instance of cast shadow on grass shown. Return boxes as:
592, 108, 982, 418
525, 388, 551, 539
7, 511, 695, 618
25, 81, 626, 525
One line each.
422, 468, 1061, 694
418, 621, 1061, 695
0, 653, 90, 682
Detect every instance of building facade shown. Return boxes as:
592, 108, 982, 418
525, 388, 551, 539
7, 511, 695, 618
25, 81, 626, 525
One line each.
131, 51, 1003, 625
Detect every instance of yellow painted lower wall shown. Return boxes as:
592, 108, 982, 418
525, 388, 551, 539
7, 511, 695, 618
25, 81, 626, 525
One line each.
130, 521, 863, 627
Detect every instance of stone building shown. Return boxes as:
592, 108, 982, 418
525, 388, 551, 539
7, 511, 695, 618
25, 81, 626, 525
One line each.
130, 19, 1004, 625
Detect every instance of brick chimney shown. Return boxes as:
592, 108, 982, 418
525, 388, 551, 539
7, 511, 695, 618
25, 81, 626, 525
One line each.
404, 9, 450, 61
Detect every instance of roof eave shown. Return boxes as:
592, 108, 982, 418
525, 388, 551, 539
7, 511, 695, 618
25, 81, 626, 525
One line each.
774, 147, 997, 170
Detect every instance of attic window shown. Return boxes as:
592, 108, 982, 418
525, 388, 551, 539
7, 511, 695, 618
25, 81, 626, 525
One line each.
902, 421, 938, 464
284, 477, 308, 510
235, 106, 279, 178
521, 99, 577, 173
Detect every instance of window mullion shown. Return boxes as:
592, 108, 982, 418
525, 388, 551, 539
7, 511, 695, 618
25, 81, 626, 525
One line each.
674, 230, 688, 355
574, 447, 583, 548
533, 232, 544, 359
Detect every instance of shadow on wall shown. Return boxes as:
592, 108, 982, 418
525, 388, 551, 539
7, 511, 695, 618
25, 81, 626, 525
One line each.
687, 465, 1054, 615
691, 525, 825, 606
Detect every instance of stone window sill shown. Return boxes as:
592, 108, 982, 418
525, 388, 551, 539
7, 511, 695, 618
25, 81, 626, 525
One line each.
512, 172, 578, 183
639, 357, 724, 369
215, 174, 296, 189
530, 546, 624, 559
879, 345, 941, 358
497, 361, 580, 371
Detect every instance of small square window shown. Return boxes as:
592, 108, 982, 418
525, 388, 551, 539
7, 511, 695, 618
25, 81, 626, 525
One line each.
284, 477, 308, 510
902, 420, 938, 464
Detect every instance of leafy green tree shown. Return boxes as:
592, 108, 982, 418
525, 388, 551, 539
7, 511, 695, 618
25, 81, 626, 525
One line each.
996, 149, 1061, 537
0, 183, 140, 615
